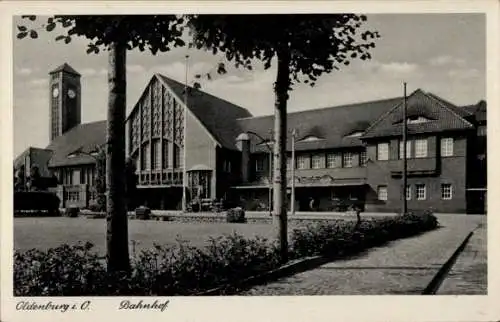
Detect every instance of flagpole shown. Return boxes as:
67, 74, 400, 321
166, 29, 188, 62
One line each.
402, 82, 408, 214
182, 55, 189, 213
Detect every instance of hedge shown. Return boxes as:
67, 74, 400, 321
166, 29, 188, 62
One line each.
14, 211, 438, 296
14, 191, 60, 216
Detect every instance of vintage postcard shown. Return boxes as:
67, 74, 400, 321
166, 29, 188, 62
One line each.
1, 1, 499, 321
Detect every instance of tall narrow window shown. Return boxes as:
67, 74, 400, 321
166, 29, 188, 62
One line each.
360, 151, 368, 167
377, 186, 388, 201
441, 138, 454, 157
174, 145, 183, 169
343, 152, 354, 168
441, 184, 453, 200
255, 158, 264, 172
377, 143, 389, 161
414, 139, 428, 158
152, 140, 161, 170
162, 140, 169, 168
399, 140, 412, 159
416, 184, 426, 200
406, 185, 411, 200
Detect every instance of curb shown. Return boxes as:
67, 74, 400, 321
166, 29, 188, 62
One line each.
421, 229, 475, 295
197, 255, 331, 296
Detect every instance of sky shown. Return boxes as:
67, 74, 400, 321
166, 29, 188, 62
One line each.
13, 13, 486, 157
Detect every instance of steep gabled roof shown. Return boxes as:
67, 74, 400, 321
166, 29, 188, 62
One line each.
156, 74, 252, 149
46, 120, 106, 167
49, 62, 81, 77
237, 96, 403, 152
362, 89, 474, 139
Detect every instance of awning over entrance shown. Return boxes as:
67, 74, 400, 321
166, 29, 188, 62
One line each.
231, 180, 366, 189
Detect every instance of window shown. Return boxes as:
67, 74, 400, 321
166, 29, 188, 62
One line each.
414, 139, 428, 158
377, 143, 389, 161
287, 157, 292, 170
174, 145, 183, 169
399, 140, 412, 159
441, 184, 453, 200
141, 144, 150, 170
327, 153, 342, 168
360, 151, 368, 167
152, 140, 161, 170
223, 160, 232, 173
345, 131, 364, 138
343, 152, 354, 168
162, 141, 170, 168
416, 184, 426, 200
377, 186, 388, 201
297, 155, 310, 169
255, 158, 264, 172
407, 116, 431, 124
311, 154, 325, 169
406, 185, 411, 200
441, 138, 454, 157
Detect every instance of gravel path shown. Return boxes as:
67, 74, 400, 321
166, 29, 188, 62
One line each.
437, 222, 487, 295
243, 215, 483, 295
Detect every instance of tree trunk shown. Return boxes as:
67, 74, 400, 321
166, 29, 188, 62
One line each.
273, 48, 291, 264
106, 41, 130, 273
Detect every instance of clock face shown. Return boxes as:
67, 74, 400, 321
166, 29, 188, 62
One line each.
67, 89, 76, 99
52, 87, 59, 98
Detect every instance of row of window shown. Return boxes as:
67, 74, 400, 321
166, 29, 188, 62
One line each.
377, 137, 454, 161
255, 151, 368, 172
377, 183, 453, 201
139, 140, 183, 170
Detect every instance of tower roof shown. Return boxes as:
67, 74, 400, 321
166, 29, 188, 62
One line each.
49, 63, 81, 76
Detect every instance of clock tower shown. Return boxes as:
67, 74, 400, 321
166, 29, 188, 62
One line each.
49, 63, 81, 141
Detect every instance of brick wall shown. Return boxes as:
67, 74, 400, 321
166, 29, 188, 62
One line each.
365, 135, 467, 213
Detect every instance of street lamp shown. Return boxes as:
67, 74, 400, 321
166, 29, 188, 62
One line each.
244, 131, 274, 216
290, 128, 297, 215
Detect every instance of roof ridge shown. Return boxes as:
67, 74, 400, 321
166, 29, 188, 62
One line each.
236, 96, 404, 121
422, 91, 474, 128
156, 73, 252, 116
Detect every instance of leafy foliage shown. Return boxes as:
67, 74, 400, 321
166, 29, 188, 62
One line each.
187, 14, 380, 89
226, 207, 246, 223
14, 212, 438, 296
17, 15, 186, 55
290, 210, 438, 258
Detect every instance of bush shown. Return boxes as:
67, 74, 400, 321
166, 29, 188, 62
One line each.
135, 206, 151, 220
64, 207, 80, 218
290, 211, 439, 259
13, 210, 438, 296
226, 207, 246, 223
14, 191, 60, 216
14, 234, 280, 296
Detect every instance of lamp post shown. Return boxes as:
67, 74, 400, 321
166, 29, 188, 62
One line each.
402, 82, 408, 214
290, 128, 297, 215
245, 131, 274, 216
182, 55, 189, 213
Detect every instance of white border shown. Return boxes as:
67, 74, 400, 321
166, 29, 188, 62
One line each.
1, 1, 499, 322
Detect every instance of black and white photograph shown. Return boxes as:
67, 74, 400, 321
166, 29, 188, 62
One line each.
1, 1, 499, 322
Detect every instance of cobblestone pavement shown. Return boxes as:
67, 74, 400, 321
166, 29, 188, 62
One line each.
437, 222, 487, 295
243, 215, 484, 295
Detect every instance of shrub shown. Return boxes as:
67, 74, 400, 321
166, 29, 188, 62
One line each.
290, 212, 438, 259
135, 206, 151, 220
226, 207, 246, 223
64, 207, 80, 218
13, 211, 438, 296
14, 191, 60, 216
14, 233, 280, 296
